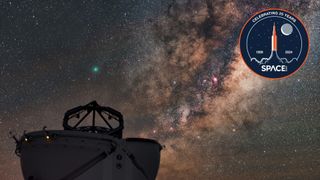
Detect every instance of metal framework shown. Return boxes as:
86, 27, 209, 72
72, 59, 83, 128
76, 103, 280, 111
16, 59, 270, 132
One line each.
63, 101, 124, 138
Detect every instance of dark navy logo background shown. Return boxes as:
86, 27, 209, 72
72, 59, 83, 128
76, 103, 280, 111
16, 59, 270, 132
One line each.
240, 9, 309, 79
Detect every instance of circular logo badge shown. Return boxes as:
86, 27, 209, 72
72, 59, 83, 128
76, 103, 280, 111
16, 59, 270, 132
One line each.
239, 8, 309, 79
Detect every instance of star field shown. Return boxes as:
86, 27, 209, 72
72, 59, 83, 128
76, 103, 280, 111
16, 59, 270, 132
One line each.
0, 0, 320, 179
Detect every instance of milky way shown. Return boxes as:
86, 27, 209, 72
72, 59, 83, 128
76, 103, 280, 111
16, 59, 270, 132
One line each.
0, 0, 320, 179
125, 0, 320, 179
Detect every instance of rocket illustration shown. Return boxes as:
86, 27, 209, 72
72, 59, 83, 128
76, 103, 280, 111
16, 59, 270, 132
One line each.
271, 23, 277, 51
255, 23, 281, 64
249, 21, 298, 65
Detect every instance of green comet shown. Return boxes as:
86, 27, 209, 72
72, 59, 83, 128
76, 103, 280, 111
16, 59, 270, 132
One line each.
92, 66, 100, 73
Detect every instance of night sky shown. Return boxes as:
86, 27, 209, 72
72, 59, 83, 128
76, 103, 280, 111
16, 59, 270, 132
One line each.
0, 0, 320, 179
